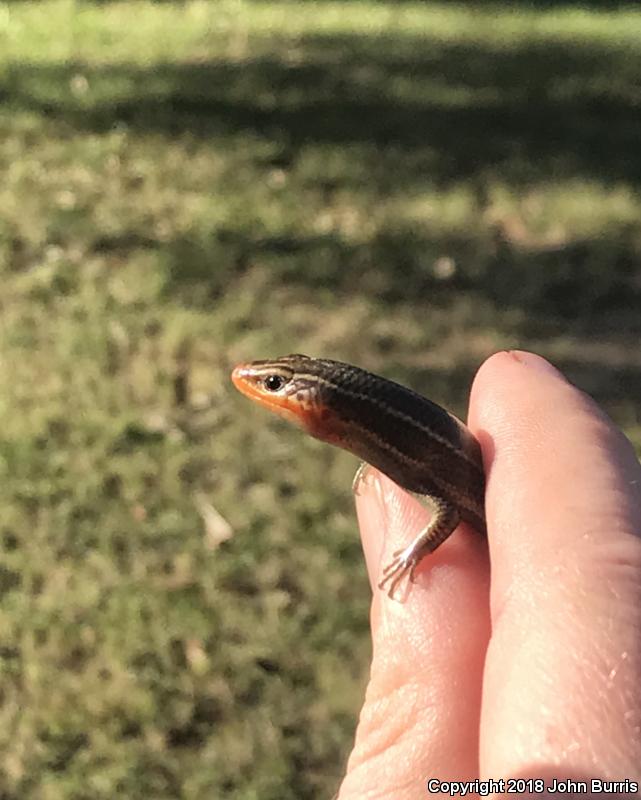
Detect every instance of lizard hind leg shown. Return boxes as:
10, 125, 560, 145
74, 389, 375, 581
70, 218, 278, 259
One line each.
378, 495, 460, 600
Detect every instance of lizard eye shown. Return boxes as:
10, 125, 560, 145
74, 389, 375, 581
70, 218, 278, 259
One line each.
263, 374, 285, 392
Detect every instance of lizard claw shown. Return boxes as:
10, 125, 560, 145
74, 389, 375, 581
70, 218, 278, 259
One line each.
378, 546, 418, 600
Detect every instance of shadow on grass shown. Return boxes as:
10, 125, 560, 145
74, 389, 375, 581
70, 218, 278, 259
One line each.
2, 31, 640, 324
558, 356, 641, 407
3, 32, 641, 186
158, 222, 641, 331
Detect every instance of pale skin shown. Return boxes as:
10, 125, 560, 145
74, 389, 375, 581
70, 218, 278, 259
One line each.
338, 351, 641, 799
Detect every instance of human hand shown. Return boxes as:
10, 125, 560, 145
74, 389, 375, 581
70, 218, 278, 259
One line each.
339, 351, 641, 799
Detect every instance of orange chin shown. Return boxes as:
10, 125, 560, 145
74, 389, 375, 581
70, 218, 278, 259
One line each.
231, 366, 309, 429
231, 364, 347, 442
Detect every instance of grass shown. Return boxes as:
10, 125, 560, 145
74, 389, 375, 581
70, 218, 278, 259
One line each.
0, 1, 640, 797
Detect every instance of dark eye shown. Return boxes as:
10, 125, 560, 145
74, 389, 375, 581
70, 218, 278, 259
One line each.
264, 374, 285, 392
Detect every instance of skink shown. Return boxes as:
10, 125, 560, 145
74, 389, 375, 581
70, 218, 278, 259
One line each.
231, 355, 486, 597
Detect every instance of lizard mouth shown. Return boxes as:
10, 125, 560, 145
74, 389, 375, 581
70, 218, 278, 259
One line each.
231, 364, 307, 427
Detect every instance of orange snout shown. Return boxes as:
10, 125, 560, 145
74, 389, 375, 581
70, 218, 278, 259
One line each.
230, 363, 256, 398
231, 362, 305, 427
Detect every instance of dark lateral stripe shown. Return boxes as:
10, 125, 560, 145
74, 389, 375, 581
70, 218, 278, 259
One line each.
344, 415, 484, 519
294, 372, 482, 473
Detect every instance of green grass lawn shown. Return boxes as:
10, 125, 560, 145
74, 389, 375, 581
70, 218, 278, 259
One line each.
0, 1, 640, 797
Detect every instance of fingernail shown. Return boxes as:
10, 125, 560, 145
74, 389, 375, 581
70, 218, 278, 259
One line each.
508, 350, 566, 380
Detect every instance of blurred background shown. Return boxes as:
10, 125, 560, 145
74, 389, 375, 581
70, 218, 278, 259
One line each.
0, 0, 640, 797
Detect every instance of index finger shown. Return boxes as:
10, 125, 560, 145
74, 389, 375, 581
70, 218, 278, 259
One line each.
469, 351, 641, 781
